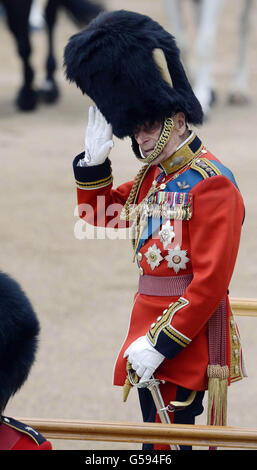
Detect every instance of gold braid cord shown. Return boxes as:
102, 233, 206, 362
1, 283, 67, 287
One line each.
121, 117, 174, 222
136, 117, 174, 165
120, 164, 150, 222
120, 117, 174, 258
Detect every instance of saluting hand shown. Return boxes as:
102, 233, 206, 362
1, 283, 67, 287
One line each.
82, 106, 114, 166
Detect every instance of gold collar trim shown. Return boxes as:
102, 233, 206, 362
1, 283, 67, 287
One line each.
159, 132, 203, 175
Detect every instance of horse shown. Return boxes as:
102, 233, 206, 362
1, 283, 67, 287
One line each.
163, 0, 254, 118
0, 0, 104, 111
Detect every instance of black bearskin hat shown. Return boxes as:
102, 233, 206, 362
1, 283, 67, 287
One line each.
64, 9, 203, 139
0, 272, 40, 415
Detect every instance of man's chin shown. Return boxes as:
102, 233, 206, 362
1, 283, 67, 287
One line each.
150, 152, 167, 166
142, 148, 155, 158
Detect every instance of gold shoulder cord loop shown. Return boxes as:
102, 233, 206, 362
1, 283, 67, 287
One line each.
120, 164, 156, 259
120, 163, 150, 222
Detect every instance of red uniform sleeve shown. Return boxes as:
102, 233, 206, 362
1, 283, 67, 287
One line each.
147, 175, 245, 358
73, 153, 133, 228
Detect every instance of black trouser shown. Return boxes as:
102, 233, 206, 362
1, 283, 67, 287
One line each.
138, 382, 205, 450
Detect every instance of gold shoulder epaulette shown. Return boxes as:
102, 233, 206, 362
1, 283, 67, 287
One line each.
191, 157, 221, 179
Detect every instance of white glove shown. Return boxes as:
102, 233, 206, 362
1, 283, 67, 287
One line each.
124, 336, 165, 383
81, 106, 114, 166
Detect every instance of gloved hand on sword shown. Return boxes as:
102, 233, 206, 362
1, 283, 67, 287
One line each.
124, 335, 165, 383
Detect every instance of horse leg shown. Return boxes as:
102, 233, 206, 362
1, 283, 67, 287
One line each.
163, 0, 189, 69
228, 0, 253, 105
38, 0, 60, 104
39, 0, 104, 104
2, 0, 38, 110
29, 0, 45, 31
193, 0, 225, 118
59, 0, 104, 27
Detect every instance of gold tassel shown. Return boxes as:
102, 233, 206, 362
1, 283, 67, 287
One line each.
220, 366, 229, 425
123, 361, 138, 402
207, 365, 229, 426
123, 376, 132, 403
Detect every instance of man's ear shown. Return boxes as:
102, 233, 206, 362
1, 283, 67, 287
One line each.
173, 112, 187, 136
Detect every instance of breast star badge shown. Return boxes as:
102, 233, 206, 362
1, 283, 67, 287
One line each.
165, 244, 189, 273
159, 220, 175, 249
145, 243, 163, 271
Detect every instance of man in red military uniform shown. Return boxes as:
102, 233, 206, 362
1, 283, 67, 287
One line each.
0, 272, 52, 450
0, 416, 51, 450
65, 10, 246, 450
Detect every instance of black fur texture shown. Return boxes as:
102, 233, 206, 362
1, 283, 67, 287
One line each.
0, 272, 40, 414
64, 9, 203, 138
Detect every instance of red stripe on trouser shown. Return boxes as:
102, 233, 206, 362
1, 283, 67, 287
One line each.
139, 381, 204, 450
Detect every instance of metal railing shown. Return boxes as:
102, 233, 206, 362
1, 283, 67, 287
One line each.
19, 297, 257, 449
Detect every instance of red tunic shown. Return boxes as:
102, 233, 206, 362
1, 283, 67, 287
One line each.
73, 133, 246, 392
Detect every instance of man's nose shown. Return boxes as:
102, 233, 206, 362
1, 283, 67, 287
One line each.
135, 131, 151, 145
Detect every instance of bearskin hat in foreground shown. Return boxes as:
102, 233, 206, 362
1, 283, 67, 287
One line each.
64, 9, 203, 139
0, 272, 40, 414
